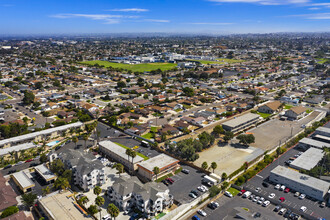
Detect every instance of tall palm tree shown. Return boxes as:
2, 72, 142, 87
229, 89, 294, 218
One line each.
153, 166, 160, 181
211, 162, 217, 173
79, 196, 89, 207
95, 196, 105, 220
72, 136, 78, 149
83, 134, 89, 149
125, 148, 131, 165
107, 203, 119, 220
115, 163, 124, 177
130, 151, 137, 172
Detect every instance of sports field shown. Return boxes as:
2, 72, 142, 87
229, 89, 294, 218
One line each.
80, 60, 177, 72
187, 58, 244, 65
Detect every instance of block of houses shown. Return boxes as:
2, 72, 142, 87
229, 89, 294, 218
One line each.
258, 101, 282, 114
285, 106, 307, 120
106, 176, 173, 218
0, 173, 18, 212
159, 124, 179, 135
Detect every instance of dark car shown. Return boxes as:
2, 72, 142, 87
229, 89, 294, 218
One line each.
182, 169, 190, 174
162, 180, 169, 186
284, 209, 292, 218
192, 215, 200, 220
8, 169, 17, 174
262, 182, 269, 188
4, 164, 12, 169
191, 190, 199, 196
273, 205, 281, 212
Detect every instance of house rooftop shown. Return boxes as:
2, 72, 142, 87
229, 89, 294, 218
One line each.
137, 153, 179, 172
290, 148, 324, 171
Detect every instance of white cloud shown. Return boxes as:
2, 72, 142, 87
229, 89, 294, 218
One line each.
144, 19, 170, 23
309, 3, 330, 8
208, 0, 310, 5
189, 22, 233, 25
288, 12, 330, 19
108, 8, 149, 12
50, 13, 140, 24
308, 7, 320, 10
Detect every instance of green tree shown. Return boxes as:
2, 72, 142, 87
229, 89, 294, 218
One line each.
72, 136, 78, 149
54, 177, 70, 190
153, 166, 160, 181
107, 203, 120, 220
95, 196, 105, 220
42, 186, 51, 196
79, 196, 89, 206
39, 153, 48, 163
50, 159, 65, 176
223, 131, 234, 142
221, 172, 227, 180
83, 134, 89, 149
93, 186, 102, 196
237, 134, 255, 146
117, 81, 126, 88
209, 185, 221, 197
202, 161, 208, 170
22, 91, 35, 105
1, 206, 19, 218
183, 87, 195, 97
88, 204, 99, 216
213, 125, 224, 137
115, 163, 124, 176
62, 169, 72, 183
210, 162, 217, 173
21, 193, 37, 209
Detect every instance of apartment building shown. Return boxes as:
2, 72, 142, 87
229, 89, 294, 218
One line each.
222, 113, 261, 133
106, 176, 173, 218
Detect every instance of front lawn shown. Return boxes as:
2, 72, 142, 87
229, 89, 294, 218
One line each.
150, 127, 158, 132
142, 132, 154, 140
284, 104, 293, 109
227, 187, 240, 196
257, 112, 271, 119
306, 109, 313, 114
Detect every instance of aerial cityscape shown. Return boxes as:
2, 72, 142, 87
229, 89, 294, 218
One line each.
0, 1, 329, 220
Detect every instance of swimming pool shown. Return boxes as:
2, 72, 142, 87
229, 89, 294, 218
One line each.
47, 140, 60, 147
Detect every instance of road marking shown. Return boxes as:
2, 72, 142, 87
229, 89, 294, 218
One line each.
256, 174, 263, 178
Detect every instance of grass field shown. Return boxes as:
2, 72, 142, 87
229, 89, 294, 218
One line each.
257, 112, 271, 119
284, 104, 293, 109
227, 187, 240, 196
316, 58, 330, 64
187, 58, 244, 65
114, 142, 149, 160
142, 132, 154, 140
80, 60, 177, 72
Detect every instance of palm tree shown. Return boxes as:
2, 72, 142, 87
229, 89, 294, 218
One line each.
42, 186, 51, 196
210, 162, 217, 173
130, 151, 137, 172
83, 134, 89, 149
54, 177, 70, 191
202, 161, 208, 171
72, 136, 78, 149
153, 166, 160, 181
93, 186, 102, 196
95, 196, 105, 220
107, 203, 119, 220
115, 163, 124, 177
125, 148, 132, 166
79, 196, 89, 206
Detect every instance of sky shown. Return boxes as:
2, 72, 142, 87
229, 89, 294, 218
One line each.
0, 0, 330, 35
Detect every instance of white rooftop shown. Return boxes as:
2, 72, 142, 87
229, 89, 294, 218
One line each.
99, 140, 144, 163
299, 138, 330, 149
11, 171, 35, 189
0, 122, 83, 146
35, 164, 56, 181
222, 113, 260, 128
290, 148, 324, 170
271, 166, 330, 193
137, 153, 179, 172
0, 142, 35, 156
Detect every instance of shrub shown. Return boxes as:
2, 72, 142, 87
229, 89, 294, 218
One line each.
1, 206, 19, 218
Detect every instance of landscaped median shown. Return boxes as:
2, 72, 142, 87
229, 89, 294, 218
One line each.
113, 142, 149, 160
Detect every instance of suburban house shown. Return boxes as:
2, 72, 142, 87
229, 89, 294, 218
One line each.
284, 106, 307, 120
106, 176, 173, 218
0, 173, 18, 212
258, 101, 282, 114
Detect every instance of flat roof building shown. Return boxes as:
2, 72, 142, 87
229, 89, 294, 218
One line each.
0, 122, 83, 148
35, 164, 57, 184
298, 138, 330, 150
11, 171, 35, 193
137, 154, 180, 181
290, 148, 324, 171
315, 127, 330, 137
0, 142, 35, 157
313, 134, 330, 144
37, 190, 92, 220
99, 140, 144, 170
269, 165, 330, 201
222, 113, 260, 133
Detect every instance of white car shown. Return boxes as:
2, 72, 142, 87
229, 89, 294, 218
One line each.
225, 191, 233, 198
300, 206, 307, 212
280, 185, 286, 191
268, 193, 275, 199
189, 193, 197, 199
262, 200, 270, 207
257, 197, 265, 204
253, 196, 259, 202
299, 194, 306, 200
275, 184, 281, 190
197, 186, 206, 192
197, 209, 207, 217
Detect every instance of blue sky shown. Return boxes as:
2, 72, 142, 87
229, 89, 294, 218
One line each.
0, 0, 330, 34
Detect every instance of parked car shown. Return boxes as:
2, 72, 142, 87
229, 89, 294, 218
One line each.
275, 184, 281, 190
284, 209, 292, 218
253, 196, 260, 203
4, 164, 12, 169
273, 205, 281, 212
320, 202, 326, 208
279, 197, 285, 202
207, 201, 219, 210
224, 191, 233, 198
25, 159, 33, 163
299, 194, 306, 200
238, 189, 246, 196
262, 200, 270, 207
197, 210, 207, 217
268, 193, 275, 199
182, 169, 190, 174
16, 161, 24, 166
294, 191, 300, 197
280, 185, 286, 191
197, 186, 206, 192
189, 193, 197, 199
257, 197, 265, 205
192, 215, 200, 220
284, 188, 290, 193
166, 178, 174, 184
8, 169, 17, 174
262, 182, 269, 188
300, 206, 307, 212
279, 208, 287, 215
191, 190, 199, 196
255, 187, 261, 192
162, 180, 169, 186
249, 194, 255, 200
242, 191, 252, 198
